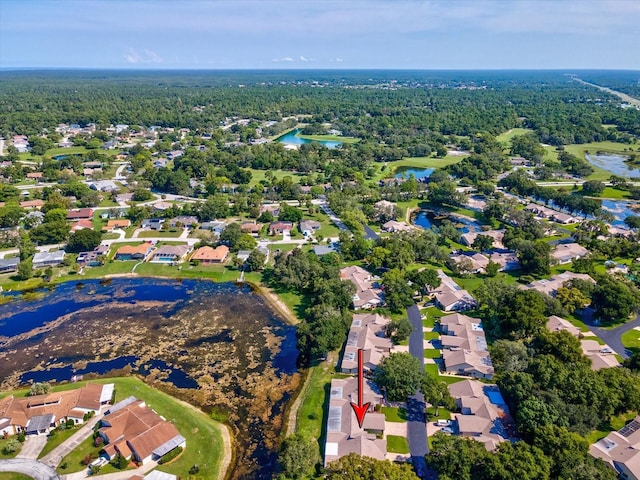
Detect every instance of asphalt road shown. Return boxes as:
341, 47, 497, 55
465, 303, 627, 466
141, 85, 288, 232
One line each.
362, 223, 380, 241
406, 304, 429, 473
586, 313, 640, 359
0, 458, 60, 480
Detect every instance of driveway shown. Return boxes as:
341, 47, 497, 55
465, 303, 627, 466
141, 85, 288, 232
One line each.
586, 313, 640, 359
0, 459, 60, 480
41, 412, 104, 468
17, 434, 48, 459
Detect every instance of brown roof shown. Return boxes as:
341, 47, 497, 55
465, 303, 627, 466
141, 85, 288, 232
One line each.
27, 172, 43, 178
76, 383, 103, 411
116, 243, 153, 256
191, 245, 229, 262
105, 219, 131, 229
128, 421, 181, 461
67, 208, 94, 219
19, 199, 45, 208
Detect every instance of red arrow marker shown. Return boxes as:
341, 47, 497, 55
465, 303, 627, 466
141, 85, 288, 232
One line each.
350, 348, 370, 428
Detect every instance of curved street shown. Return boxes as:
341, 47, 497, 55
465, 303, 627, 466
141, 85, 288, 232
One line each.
586, 313, 640, 359
0, 458, 60, 480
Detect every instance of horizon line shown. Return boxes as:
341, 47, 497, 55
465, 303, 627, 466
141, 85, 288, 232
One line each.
1, 67, 639, 72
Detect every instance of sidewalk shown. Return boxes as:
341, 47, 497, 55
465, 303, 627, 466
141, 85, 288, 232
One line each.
41, 412, 105, 469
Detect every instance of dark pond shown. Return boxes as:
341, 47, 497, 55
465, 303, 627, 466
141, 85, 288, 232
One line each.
394, 166, 434, 179
413, 210, 483, 233
0, 278, 300, 480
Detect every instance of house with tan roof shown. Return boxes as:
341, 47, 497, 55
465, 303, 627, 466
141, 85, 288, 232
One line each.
0, 383, 114, 437
591, 415, 640, 480
460, 230, 505, 249
19, 199, 45, 210
324, 377, 386, 467
339, 266, 384, 310
114, 243, 155, 261
440, 313, 493, 379
149, 245, 191, 263
545, 315, 619, 371
381, 220, 415, 233
524, 272, 595, 297
240, 221, 262, 237
67, 208, 94, 221
550, 242, 589, 264
447, 379, 514, 451
98, 397, 185, 465
103, 219, 131, 232
430, 270, 476, 312
190, 245, 229, 265
449, 252, 490, 274
340, 313, 392, 374
71, 219, 94, 232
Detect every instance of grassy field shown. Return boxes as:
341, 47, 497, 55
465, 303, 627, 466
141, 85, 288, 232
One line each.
248, 169, 304, 187
0, 474, 32, 480
496, 128, 535, 147
382, 406, 408, 423
386, 435, 410, 454
51, 377, 225, 479
590, 187, 631, 199
621, 328, 640, 355
38, 425, 81, 459
137, 230, 183, 238
18, 146, 119, 161
585, 411, 638, 445
374, 156, 464, 182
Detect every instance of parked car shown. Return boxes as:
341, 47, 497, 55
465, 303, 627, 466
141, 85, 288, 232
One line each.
441, 426, 454, 434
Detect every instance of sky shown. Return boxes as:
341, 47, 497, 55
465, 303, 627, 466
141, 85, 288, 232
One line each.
1, 0, 639, 70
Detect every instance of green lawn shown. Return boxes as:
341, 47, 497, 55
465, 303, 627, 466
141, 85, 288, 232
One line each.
0, 474, 32, 480
54, 377, 225, 479
424, 331, 439, 341
591, 187, 631, 200
621, 329, 640, 354
374, 156, 464, 182
386, 435, 410, 454
248, 168, 303, 188
426, 406, 452, 421
382, 406, 408, 423
564, 141, 637, 181
496, 128, 535, 147
0, 437, 22, 459
585, 411, 639, 445
137, 230, 183, 238
424, 349, 442, 359
38, 425, 81, 459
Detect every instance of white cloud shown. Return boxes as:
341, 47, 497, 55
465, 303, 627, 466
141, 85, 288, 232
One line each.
123, 48, 164, 64
272, 56, 294, 62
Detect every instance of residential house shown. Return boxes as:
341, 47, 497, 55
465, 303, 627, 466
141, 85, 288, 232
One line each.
77, 245, 109, 266
19, 199, 45, 210
545, 316, 619, 371
89, 180, 118, 192
141, 219, 165, 231
190, 245, 229, 265
169, 216, 198, 229
524, 203, 578, 224
381, 220, 414, 233
71, 219, 94, 232
241, 222, 262, 237
165, 150, 183, 160
269, 222, 293, 235
339, 266, 384, 310
299, 220, 321, 237
449, 252, 490, 274
67, 208, 94, 221
430, 270, 477, 312
32, 250, 65, 269
103, 219, 131, 232
460, 230, 505, 249
448, 379, 514, 451
324, 377, 386, 467
26, 172, 43, 182
440, 313, 494, 379
509, 157, 529, 166
590, 416, 640, 480
200, 221, 227, 236
524, 272, 595, 297
114, 243, 154, 261
152, 202, 173, 213
550, 242, 589, 264
0, 257, 19, 274
150, 245, 191, 263
98, 398, 185, 465
340, 313, 392, 374
488, 251, 519, 271
0, 383, 114, 437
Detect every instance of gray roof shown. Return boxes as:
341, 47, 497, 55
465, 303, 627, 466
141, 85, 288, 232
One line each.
152, 434, 186, 457
33, 250, 65, 264
105, 395, 137, 415
0, 257, 19, 268
145, 471, 178, 480
26, 414, 55, 432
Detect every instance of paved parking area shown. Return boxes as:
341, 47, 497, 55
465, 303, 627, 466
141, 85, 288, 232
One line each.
17, 434, 48, 459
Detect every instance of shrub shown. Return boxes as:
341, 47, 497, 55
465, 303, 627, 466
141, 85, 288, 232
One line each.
2, 438, 21, 454
189, 465, 200, 475
17, 432, 25, 442
115, 454, 129, 469
158, 446, 183, 464
66, 418, 75, 428
94, 436, 104, 447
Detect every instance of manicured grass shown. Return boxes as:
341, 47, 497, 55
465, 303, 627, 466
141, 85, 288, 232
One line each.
426, 407, 452, 421
424, 331, 439, 341
585, 411, 639, 445
424, 349, 442, 359
386, 435, 410, 454
621, 329, 640, 354
137, 230, 183, 238
564, 141, 636, 181
0, 437, 22, 459
55, 377, 225, 479
374, 156, 464, 182
496, 128, 535, 147
382, 406, 408, 423
297, 133, 360, 144
38, 425, 81, 459
0, 474, 32, 480
248, 168, 303, 188
591, 187, 631, 200
424, 363, 440, 377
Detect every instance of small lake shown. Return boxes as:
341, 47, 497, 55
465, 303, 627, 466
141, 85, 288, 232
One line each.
413, 210, 483, 233
276, 128, 342, 148
602, 199, 640, 225
585, 153, 640, 178
0, 278, 300, 480
395, 166, 434, 179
